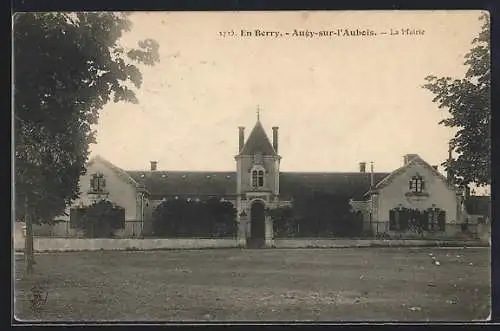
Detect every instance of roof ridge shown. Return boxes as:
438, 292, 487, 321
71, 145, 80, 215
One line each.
125, 170, 392, 174
126, 170, 235, 173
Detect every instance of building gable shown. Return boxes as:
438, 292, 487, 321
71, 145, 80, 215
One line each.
88, 155, 139, 189
73, 155, 139, 220
374, 155, 461, 224
373, 155, 457, 193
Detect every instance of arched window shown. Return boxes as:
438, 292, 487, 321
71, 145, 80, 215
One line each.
251, 166, 265, 188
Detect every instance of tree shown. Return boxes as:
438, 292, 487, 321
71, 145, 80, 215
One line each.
423, 13, 490, 187
270, 192, 363, 238
268, 206, 297, 238
14, 12, 160, 274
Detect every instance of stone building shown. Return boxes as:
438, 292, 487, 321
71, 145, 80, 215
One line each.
50, 117, 474, 246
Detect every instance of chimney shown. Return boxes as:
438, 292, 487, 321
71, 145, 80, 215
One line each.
359, 162, 366, 173
238, 127, 245, 152
272, 126, 279, 153
403, 154, 418, 165
150, 161, 158, 171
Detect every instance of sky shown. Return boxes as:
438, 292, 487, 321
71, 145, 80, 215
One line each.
90, 11, 486, 179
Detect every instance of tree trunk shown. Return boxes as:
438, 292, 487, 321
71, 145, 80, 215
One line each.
24, 195, 35, 276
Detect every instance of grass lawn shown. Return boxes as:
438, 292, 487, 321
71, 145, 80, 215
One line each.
13, 247, 490, 322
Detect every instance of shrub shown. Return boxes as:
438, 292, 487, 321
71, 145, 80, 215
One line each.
152, 197, 237, 238
70, 200, 125, 238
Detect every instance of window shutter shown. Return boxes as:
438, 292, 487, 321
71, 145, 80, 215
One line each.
422, 211, 429, 231
101, 178, 107, 191
421, 180, 425, 191
438, 211, 446, 231
401, 209, 408, 231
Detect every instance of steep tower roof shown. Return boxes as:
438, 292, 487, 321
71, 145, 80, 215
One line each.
239, 120, 277, 156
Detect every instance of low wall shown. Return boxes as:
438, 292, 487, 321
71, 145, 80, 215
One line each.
477, 223, 491, 244
13, 237, 489, 252
272, 238, 488, 248
14, 238, 240, 252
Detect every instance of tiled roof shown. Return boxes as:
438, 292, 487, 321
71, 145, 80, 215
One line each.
279, 172, 390, 200
239, 120, 277, 156
127, 171, 237, 200
464, 196, 491, 217
127, 170, 390, 201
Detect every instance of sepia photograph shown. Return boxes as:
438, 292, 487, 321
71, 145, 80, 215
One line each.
13, 10, 491, 322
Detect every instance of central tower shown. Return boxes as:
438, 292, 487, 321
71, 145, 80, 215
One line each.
235, 116, 281, 248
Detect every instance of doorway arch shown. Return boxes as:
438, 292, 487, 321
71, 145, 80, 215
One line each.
248, 200, 266, 248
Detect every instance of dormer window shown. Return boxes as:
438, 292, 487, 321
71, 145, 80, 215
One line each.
409, 174, 425, 193
90, 173, 106, 193
251, 165, 265, 188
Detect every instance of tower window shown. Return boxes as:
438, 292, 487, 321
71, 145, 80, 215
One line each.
251, 166, 265, 188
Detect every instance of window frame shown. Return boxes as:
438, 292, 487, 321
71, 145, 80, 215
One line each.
409, 174, 425, 193
250, 165, 265, 189
90, 172, 107, 193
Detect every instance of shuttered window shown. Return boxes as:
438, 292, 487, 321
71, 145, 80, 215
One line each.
90, 173, 106, 193
389, 209, 397, 230
409, 175, 425, 193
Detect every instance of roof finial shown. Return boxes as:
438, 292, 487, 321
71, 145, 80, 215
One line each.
256, 105, 260, 121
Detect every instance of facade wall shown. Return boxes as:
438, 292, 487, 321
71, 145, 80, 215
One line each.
51, 158, 144, 237
71, 159, 139, 221
237, 155, 278, 194
374, 161, 461, 236
236, 150, 280, 247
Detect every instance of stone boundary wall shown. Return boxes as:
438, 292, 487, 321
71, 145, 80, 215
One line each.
272, 238, 488, 249
13, 237, 488, 252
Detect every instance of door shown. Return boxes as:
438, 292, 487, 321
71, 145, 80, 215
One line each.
248, 200, 266, 248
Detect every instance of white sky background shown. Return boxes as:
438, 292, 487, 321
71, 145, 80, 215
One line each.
90, 10, 487, 192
